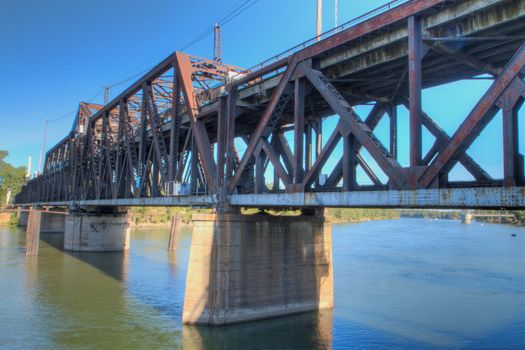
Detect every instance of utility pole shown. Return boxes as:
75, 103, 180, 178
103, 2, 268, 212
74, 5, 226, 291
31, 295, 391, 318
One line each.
26, 156, 32, 180
104, 86, 110, 104
316, 0, 323, 40
214, 23, 222, 64
38, 119, 48, 175
335, 0, 338, 30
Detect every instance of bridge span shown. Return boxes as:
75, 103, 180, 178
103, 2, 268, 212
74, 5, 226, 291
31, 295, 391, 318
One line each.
13, 0, 525, 326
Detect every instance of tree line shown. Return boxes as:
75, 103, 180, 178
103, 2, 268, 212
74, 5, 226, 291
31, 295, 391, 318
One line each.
0, 150, 27, 207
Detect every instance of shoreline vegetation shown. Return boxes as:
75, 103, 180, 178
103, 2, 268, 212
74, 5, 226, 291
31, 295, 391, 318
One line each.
127, 207, 401, 227
0, 212, 18, 226
128, 207, 525, 228
2, 207, 522, 227
400, 209, 525, 226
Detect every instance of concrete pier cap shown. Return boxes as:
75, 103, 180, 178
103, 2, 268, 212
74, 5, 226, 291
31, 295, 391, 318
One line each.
64, 206, 130, 252
182, 209, 334, 326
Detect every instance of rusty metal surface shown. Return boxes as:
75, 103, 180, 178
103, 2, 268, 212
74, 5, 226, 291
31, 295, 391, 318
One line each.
230, 187, 525, 209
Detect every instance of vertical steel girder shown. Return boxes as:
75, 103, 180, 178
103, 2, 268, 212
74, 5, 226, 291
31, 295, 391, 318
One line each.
169, 71, 181, 183
408, 15, 423, 167
227, 55, 299, 194
293, 78, 305, 185
174, 52, 217, 194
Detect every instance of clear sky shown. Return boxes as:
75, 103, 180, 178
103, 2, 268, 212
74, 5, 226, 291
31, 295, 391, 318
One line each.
0, 0, 521, 182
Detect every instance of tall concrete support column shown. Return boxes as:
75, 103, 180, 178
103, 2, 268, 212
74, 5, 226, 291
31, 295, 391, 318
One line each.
64, 208, 130, 252
25, 209, 41, 256
461, 211, 473, 225
182, 213, 333, 326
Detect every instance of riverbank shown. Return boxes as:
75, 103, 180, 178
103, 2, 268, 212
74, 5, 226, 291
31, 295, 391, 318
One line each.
0, 212, 17, 226
401, 209, 525, 226
128, 207, 400, 227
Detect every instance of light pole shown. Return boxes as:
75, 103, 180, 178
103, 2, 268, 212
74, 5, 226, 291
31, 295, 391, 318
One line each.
335, 0, 338, 30
317, 0, 322, 40
38, 118, 48, 175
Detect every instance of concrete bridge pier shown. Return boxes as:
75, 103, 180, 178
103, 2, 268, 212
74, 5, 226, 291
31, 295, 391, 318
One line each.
461, 211, 473, 225
64, 207, 130, 252
18, 207, 29, 227
25, 209, 41, 256
182, 211, 334, 326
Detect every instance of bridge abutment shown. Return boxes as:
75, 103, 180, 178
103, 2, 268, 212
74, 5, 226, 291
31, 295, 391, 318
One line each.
64, 208, 130, 252
182, 212, 333, 326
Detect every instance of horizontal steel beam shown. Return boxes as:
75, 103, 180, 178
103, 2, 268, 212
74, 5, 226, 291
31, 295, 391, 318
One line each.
17, 187, 525, 210
25, 195, 216, 208
229, 187, 525, 209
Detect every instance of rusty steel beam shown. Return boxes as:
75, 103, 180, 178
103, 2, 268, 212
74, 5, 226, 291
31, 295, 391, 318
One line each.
420, 42, 525, 188
169, 69, 181, 182
261, 139, 291, 186
499, 85, 524, 186
302, 120, 343, 189
227, 55, 298, 194
293, 77, 305, 184
299, 63, 406, 189
324, 103, 387, 188
426, 41, 502, 77
408, 15, 423, 167
174, 52, 218, 194
398, 97, 492, 181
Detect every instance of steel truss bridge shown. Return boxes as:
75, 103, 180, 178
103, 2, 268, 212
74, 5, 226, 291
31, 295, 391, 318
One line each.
15, 0, 525, 210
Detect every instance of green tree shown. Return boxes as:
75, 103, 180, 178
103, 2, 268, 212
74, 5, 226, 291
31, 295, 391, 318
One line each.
0, 151, 27, 206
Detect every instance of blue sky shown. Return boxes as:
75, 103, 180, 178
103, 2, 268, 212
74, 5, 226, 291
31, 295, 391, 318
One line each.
0, 0, 521, 182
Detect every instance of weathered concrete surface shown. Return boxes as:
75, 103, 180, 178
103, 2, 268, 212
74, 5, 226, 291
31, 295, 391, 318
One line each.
18, 209, 29, 227
461, 212, 473, 225
64, 211, 130, 251
41, 212, 66, 233
25, 210, 41, 256
182, 213, 333, 325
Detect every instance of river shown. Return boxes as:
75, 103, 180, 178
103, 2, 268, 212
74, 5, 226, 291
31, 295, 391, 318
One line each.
0, 218, 523, 349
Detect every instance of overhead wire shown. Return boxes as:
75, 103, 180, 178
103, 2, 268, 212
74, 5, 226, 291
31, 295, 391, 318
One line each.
45, 0, 259, 123
46, 89, 103, 123
179, 0, 259, 51
109, 0, 259, 90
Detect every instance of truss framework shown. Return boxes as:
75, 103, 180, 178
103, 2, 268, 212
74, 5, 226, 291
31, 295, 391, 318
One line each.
16, 0, 525, 209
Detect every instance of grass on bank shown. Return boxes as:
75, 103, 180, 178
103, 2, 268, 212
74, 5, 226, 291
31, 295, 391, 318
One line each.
128, 207, 400, 226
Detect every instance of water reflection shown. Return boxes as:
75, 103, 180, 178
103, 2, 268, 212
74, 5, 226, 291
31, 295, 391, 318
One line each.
39, 232, 129, 281
183, 310, 333, 350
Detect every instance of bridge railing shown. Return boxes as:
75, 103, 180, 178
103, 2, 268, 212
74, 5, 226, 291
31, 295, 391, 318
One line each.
230, 0, 410, 80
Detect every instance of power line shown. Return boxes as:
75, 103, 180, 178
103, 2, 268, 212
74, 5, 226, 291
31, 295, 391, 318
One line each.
45, 0, 259, 123
47, 89, 103, 123
104, 1, 259, 92
180, 0, 259, 51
